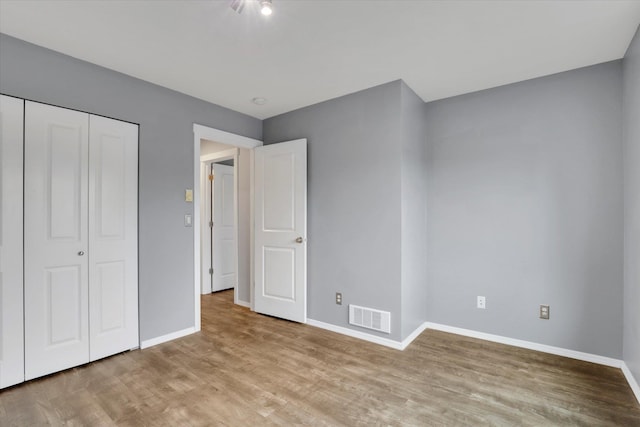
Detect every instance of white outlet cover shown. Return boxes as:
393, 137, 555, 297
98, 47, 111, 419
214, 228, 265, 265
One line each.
477, 296, 486, 309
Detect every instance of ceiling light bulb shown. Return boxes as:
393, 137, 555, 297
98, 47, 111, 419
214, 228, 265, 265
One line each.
260, 0, 272, 16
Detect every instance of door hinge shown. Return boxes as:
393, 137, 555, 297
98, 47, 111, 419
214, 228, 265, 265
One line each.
208, 174, 213, 181
209, 221, 213, 228
209, 268, 213, 275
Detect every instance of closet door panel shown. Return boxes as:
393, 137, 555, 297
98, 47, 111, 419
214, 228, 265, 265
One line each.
89, 115, 138, 361
24, 101, 90, 380
0, 95, 25, 389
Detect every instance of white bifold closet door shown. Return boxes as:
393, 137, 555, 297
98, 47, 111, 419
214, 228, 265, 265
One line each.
24, 102, 90, 380
24, 101, 138, 381
88, 115, 138, 362
0, 95, 25, 389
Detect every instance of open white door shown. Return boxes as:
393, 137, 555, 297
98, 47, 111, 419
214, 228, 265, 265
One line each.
254, 139, 307, 323
212, 163, 236, 292
0, 95, 25, 389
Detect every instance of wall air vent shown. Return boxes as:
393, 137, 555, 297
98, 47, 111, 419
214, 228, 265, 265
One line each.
349, 304, 391, 334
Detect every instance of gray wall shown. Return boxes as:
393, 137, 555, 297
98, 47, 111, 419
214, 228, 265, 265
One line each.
425, 61, 624, 358
400, 82, 428, 339
0, 34, 262, 342
263, 81, 405, 341
623, 26, 640, 384
2, 31, 631, 361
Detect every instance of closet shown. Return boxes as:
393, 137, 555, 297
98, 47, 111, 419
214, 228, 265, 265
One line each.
0, 96, 139, 387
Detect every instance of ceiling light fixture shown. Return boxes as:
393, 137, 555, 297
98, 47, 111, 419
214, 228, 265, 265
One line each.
229, 0, 245, 14
252, 97, 267, 105
260, 0, 273, 16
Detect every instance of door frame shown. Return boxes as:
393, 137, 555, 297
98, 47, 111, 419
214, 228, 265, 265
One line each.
192, 124, 262, 332
200, 148, 238, 295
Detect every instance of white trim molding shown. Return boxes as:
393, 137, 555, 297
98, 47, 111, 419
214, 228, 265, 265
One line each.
622, 362, 640, 404
201, 148, 238, 163
402, 322, 429, 349
194, 124, 262, 149
307, 319, 403, 350
307, 319, 429, 351
307, 319, 624, 368
236, 300, 251, 308
308, 318, 638, 403
140, 327, 196, 349
425, 322, 622, 368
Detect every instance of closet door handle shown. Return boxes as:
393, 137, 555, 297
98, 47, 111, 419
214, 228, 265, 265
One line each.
78, 251, 85, 256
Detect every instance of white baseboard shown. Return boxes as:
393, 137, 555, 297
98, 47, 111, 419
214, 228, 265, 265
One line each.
235, 300, 251, 308
307, 319, 404, 350
137, 317, 639, 404
423, 323, 640, 403
306, 319, 429, 351
622, 362, 640, 404
307, 317, 624, 368
140, 327, 196, 349
425, 322, 622, 368
401, 322, 429, 350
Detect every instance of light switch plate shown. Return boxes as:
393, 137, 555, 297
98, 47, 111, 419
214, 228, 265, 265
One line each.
184, 214, 192, 227
185, 189, 193, 202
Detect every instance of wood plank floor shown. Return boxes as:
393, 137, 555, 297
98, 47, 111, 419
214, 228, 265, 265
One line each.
2, 290, 639, 426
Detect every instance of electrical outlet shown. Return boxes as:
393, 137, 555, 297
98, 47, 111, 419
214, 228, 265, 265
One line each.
477, 296, 486, 309
540, 305, 550, 320
336, 292, 342, 305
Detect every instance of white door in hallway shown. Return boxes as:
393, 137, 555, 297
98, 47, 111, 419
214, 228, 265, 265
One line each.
0, 95, 25, 389
24, 101, 90, 380
88, 115, 139, 361
254, 139, 307, 323
212, 163, 236, 292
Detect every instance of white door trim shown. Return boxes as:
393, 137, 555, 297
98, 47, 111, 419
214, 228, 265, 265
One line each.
201, 148, 238, 163
194, 125, 262, 150
192, 124, 262, 332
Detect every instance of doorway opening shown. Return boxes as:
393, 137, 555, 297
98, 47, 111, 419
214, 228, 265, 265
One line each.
200, 142, 237, 296
192, 124, 262, 332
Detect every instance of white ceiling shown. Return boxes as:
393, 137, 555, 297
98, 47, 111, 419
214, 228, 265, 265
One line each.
1, 1, 639, 120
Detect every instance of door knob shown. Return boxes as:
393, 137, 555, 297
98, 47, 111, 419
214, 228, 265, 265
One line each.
78, 251, 85, 256
295, 237, 304, 244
